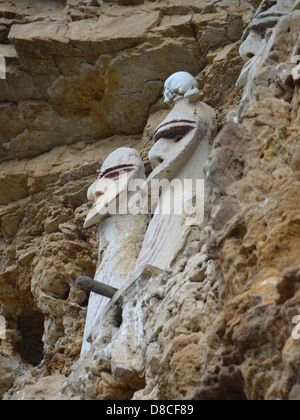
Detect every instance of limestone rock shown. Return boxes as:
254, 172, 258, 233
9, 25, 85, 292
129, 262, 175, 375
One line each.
1, 0, 299, 402
0, 347, 29, 399
3, 374, 68, 401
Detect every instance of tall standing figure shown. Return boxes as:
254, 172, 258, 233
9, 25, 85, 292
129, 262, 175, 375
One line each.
134, 72, 217, 278
81, 148, 148, 354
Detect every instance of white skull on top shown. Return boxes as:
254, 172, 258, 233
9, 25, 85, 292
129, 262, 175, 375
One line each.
163, 71, 200, 104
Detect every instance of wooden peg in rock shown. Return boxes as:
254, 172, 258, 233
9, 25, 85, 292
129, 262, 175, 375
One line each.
76, 276, 118, 299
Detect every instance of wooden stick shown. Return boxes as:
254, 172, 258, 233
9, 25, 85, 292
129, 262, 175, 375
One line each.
76, 276, 118, 299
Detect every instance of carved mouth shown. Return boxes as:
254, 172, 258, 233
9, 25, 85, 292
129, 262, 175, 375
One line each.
99, 164, 136, 179
154, 121, 197, 143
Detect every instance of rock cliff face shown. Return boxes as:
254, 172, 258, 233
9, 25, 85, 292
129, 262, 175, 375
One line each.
0, 0, 299, 400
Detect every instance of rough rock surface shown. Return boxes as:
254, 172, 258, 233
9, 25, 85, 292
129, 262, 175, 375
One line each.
0, 0, 299, 401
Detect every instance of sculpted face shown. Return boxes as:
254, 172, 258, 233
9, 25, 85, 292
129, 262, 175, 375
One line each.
84, 148, 145, 228
237, 0, 297, 87
148, 99, 216, 182
164, 71, 199, 104
134, 84, 216, 277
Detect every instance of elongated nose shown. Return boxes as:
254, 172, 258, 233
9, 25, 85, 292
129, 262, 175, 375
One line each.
239, 30, 263, 62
